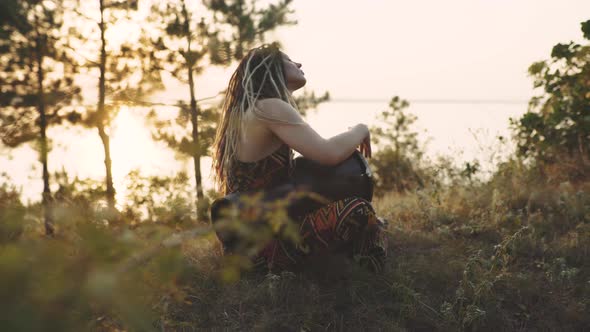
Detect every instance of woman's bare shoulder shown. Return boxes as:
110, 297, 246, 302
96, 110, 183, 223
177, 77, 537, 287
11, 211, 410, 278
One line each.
254, 98, 304, 124
256, 97, 290, 107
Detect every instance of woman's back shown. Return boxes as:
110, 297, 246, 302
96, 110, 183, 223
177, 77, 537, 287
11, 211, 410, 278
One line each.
234, 108, 284, 163
226, 143, 293, 194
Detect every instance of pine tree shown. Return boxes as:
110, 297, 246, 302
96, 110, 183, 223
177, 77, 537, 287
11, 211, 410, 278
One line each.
146, 0, 296, 219
369, 97, 426, 194
0, 0, 81, 234
70, 0, 162, 213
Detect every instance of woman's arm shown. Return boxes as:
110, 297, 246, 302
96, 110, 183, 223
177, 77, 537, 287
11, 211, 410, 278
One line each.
255, 98, 369, 166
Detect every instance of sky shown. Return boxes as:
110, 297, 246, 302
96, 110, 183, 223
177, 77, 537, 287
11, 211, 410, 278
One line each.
2, 0, 590, 204
274, 0, 590, 101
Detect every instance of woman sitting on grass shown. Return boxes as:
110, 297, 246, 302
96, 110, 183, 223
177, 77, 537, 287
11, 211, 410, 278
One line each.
211, 43, 387, 273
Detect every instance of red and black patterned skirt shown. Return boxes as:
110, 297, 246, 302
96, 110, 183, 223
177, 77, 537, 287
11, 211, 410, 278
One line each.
254, 196, 387, 273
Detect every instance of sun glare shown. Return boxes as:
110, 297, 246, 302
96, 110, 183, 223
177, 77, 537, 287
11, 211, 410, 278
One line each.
109, 107, 161, 203
107, 106, 215, 206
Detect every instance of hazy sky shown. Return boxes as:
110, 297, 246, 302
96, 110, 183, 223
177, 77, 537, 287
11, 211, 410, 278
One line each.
3, 0, 590, 203
270, 0, 590, 101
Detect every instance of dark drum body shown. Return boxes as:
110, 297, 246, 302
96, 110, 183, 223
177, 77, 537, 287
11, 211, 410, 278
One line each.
211, 151, 373, 221
292, 150, 373, 204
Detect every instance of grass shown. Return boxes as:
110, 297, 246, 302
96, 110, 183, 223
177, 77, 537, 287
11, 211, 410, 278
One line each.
160, 164, 589, 331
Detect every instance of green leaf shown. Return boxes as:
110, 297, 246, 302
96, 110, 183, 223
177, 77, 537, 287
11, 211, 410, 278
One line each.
528, 61, 546, 76
551, 43, 574, 60
581, 20, 590, 40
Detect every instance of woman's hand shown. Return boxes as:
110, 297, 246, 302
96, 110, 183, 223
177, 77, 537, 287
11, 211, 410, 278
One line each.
358, 133, 372, 159
352, 124, 371, 159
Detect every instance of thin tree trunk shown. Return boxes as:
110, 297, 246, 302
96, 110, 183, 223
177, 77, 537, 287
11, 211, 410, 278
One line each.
35, 19, 53, 235
189, 90, 203, 201
181, 0, 204, 217
98, 0, 116, 211
98, 125, 115, 208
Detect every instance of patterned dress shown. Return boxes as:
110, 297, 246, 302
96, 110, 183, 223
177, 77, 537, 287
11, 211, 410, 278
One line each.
226, 144, 387, 272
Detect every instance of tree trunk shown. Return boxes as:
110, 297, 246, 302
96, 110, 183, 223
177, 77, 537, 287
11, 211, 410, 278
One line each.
98, 125, 115, 209
98, 0, 116, 211
189, 91, 203, 201
182, 0, 204, 217
36, 25, 53, 235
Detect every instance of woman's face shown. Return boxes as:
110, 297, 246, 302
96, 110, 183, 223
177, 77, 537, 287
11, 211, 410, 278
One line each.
281, 53, 306, 92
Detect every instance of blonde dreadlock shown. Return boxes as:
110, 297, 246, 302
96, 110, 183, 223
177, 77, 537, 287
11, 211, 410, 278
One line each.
212, 43, 300, 194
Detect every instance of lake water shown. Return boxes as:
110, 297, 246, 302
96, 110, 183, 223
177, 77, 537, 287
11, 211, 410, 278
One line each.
1, 100, 528, 204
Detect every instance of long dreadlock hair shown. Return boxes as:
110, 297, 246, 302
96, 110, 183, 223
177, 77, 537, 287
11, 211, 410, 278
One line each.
212, 43, 299, 194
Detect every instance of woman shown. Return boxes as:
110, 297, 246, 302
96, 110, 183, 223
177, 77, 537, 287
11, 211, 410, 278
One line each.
212, 43, 387, 272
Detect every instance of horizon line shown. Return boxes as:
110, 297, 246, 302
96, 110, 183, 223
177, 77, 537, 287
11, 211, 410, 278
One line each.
329, 98, 530, 105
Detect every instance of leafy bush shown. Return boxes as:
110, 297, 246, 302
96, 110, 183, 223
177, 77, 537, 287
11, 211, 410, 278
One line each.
511, 20, 590, 179
370, 96, 429, 195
